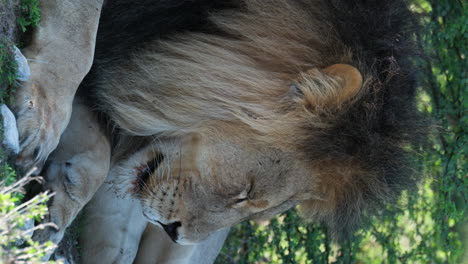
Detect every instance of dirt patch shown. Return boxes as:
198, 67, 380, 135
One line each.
0, 0, 21, 42
0, 0, 21, 93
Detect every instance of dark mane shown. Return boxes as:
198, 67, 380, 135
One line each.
299, 0, 425, 236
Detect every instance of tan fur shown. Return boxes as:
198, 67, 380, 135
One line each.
96, 1, 361, 158
78, 172, 148, 263
312, 64, 363, 107
33, 101, 110, 245
323, 64, 363, 98
13, 0, 104, 170
298, 159, 371, 221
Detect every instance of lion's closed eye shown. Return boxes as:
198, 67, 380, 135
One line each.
234, 197, 248, 204
231, 186, 254, 208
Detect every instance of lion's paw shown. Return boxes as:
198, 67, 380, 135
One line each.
13, 82, 72, 172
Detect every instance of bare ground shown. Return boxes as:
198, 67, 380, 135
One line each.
0, 0, 20, 41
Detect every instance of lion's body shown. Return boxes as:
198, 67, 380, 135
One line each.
14, 0, 423, 262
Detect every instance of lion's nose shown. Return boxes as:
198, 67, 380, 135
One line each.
159, 221, 181, 242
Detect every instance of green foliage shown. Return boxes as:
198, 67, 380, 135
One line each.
0, 37, 18, 102
420, 0, 467, 262
17, 0, 40, 32
217, 1, 467, 263
0, 165, 58, 263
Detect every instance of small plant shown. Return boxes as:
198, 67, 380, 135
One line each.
0, 37, 18, 99
17, 0, 40, 32
0, 166, 58, 263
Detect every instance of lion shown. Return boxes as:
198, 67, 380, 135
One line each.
12, 0, 423, 262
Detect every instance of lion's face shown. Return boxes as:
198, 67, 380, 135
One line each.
112, 127, 318, 244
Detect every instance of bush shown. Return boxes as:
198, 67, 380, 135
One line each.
0, 166, 57, 263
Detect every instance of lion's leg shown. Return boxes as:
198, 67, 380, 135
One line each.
134, 224, 230, 264
32, 101, 110, 245
79, 176, 148, 263
14, 0, 104, 170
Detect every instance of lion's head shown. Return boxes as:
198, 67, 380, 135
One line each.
95, 0, 422, 244
109, 64, 382, 244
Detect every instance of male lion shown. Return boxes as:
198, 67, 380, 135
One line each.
13, 0, 423, 262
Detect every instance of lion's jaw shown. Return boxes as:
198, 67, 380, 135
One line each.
111, 131, 316, 244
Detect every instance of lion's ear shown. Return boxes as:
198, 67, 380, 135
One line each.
321, 64, 363, 105
292, 64, 363, 108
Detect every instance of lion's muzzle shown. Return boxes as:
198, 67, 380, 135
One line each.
159, 221, 182, 243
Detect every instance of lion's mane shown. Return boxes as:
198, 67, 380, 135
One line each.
80, 0, 425, 237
